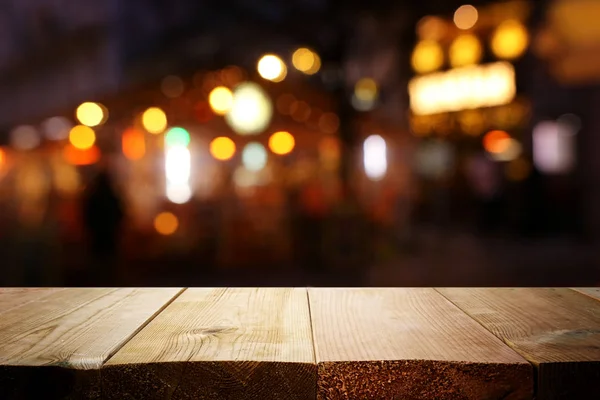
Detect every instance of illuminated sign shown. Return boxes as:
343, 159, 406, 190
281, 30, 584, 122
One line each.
408, 62, 516, 116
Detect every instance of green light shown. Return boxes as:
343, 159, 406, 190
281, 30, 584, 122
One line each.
165, 127, 191, 148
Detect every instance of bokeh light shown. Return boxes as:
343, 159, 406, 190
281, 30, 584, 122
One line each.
242, 142, 268, 171
491, 20, 529, 60
355, 78, 378, 102
489, 138, 522, 161
225, 82, 273, 135
69, 125, 96, 150
363, 135, 387, 181
154, 212, 179, 235
257, 54, 287, 82
483, 130, 510, 154
417, 16, 448, 41
11, 125, 40, 150
533, 120, 576, 174
454, 5, 478, 30
165, 127, 191, 148
63, 144, 100, 166
319, 112, 340, 134
166, 183, 192, 204
268, 131, 295, 155
449, 34, 482, 67
210, 137, 236, 161
76, 102, 106, 127
292, 48, 320, 75
0, 148, 5, 167
42, 117, 72, 141
165, 145, 191, 184
161, 75, 185, 98
208, 86, 233, 115
319, 137, 341, 169
411, 40, 444, 74
290, 100, 311, 122
122, 128, 146, 161
142, 107, 168, 134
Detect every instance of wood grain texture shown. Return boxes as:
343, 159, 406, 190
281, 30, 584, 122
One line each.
437, 288, 600, 400
0, 288, 64, 316
572, 287, 600, 302
309, 288, 532, 400
0, 288, 182, 399
103, 288, 315, 400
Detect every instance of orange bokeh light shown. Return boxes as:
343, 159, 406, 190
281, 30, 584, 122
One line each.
268, 131, 295, 155
63, 144, 100, 166
122, 128, 146, 161
210, 137, 236, 161
483, 130, 511, 154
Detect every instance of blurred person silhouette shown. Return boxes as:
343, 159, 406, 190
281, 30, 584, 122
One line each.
82, 164, 125, 285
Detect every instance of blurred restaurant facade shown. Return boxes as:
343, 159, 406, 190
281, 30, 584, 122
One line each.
0, 0, 599, 285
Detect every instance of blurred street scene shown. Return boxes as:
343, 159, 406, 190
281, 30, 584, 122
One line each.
1, 0, 600, 287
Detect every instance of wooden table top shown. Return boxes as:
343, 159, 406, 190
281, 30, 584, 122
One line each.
1, 288, 599, 399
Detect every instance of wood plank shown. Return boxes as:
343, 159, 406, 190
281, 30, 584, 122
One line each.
572, 287, 600, 302
437, 288, 600, 400
0, 288, 64, 316
309, 288, 533, 400
0, 288, 182, 399
103, 288, 315, 400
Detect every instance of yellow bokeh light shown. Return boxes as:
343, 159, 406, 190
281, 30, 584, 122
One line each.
491, 20, 529, 60
208, 86, 233, 115
69, 125, 96, 150
292, 48, 320, 74
449, 34, 483, 67
154, 212, 179, 235
142, 107, 168, 134
257, 54, 287, 82
411, 40, 444, 74
354, 78, 378, 101
268, 131, 295, 155
454, 5, 478, 30
210, 137, 236, 161
76, 102, 105, 127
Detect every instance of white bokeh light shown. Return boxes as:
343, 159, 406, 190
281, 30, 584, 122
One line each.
242, 142, 268, 171
166, 183, 192, 204
363, 135, 387, 181
11, 125, 40, 150
225, 82, 273, 135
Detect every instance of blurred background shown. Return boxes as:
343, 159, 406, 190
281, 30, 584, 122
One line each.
0, 0, 599, 287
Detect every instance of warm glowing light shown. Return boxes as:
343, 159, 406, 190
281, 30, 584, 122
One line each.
319, 112, 340, 134
76, 102, 105, 127
208, 86, 233, 115
11, 125, 40, 150
409, 62, 516, 115
319, 137, 340, 169
411, 40, 444, 74
154, 212, 179, 235
165, 146, 191, 184
225, 82, 273, 135
355, 78, 378, 102
122, 128, 146, 161
364, 135, 387, 181
63, 144, 100, 166
491, 20, 529, 60
210, 137, 236, 161
257, 54, 287, 82
290, 100, 311, 122
165, 127, 191, 148
0, 148, 5, 167
242, 142, 267, 171
454, 5, 478, 30
142, 107, 168, 134
42, 117, 72, 140
161, 75, 185, 98
489, 138, 522, 161
292, 48, 320, 75
69, 125, 96, 150
268, 131, 295, 155
483, 130, 510, 154
417, 16, 448, 41
449, 34, 482, 67
166, 183, 192, 204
